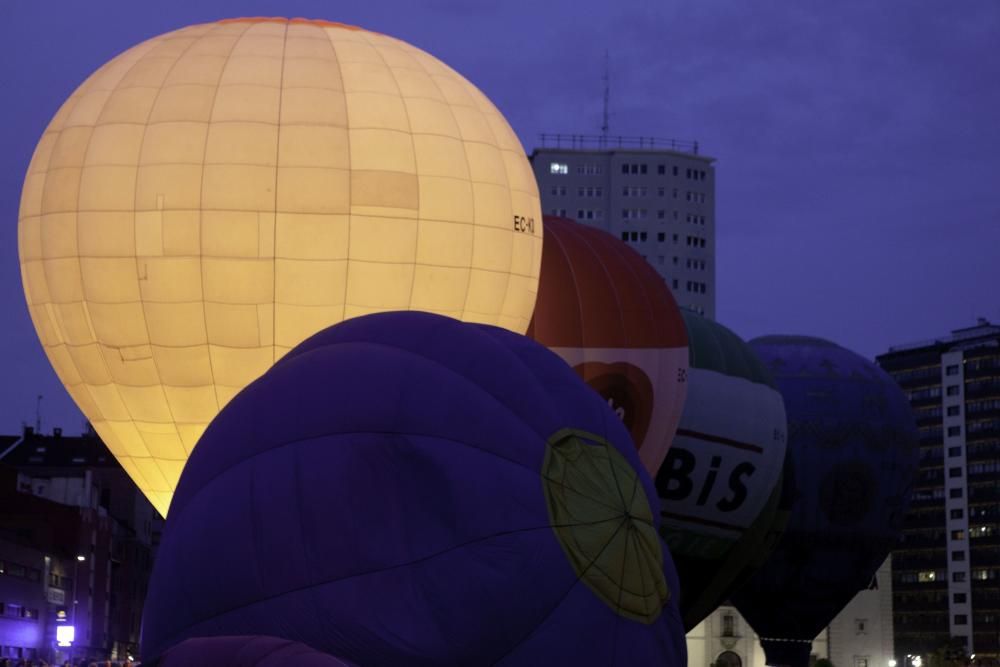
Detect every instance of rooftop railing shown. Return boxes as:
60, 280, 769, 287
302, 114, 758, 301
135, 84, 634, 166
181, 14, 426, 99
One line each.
537, 133, 700, 154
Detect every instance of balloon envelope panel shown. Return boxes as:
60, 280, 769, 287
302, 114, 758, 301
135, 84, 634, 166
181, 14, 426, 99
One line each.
158, 636, 356, 667
527, 216, 688, 477
731, 335, 918, 661
17, 17, 542, 516
655, 311, 789, 630
141, 311, 686, 666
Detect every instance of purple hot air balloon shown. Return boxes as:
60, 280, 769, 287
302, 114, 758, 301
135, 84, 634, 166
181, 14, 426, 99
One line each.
730, 335, 919, 667
157, 636, 356, 667
141, 311, 687, 666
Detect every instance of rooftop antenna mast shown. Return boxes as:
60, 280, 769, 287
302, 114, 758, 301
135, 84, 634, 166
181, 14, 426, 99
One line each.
35, 394, 42, 433
601, 50, 610, 143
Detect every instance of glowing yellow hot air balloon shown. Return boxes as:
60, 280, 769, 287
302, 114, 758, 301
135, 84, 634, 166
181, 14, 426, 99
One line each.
17, 17, 542, 515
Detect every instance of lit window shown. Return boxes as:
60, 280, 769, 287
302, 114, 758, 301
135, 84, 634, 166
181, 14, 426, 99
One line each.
550, 162, 568, 175
918, 571, 936, 582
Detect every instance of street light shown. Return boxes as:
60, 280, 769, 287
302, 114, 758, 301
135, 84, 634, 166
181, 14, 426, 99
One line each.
890, 660, 898, 667
72, 555, 85, 662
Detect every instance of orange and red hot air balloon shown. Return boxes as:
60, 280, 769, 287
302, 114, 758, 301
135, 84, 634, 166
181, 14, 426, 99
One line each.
528, 216, 688, 476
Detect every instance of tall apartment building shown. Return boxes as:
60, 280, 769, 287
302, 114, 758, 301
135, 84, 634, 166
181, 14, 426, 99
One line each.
877, 319, 1000, 663
530, 134, 717, 319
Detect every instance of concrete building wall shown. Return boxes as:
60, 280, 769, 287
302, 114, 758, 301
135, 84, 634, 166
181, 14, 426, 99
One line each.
828, 557, 896, 667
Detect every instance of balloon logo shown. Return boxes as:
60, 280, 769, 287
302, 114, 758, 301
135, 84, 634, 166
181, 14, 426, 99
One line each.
18, 17, 542, 515
574, 362, 655, 447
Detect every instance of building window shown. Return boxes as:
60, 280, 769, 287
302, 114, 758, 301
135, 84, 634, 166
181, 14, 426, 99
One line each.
946, 385, 960, 396
639, 232, 648, 242
949, 467, 962, 478
948, 426, 962, 436
658, 210, 665, 219
658, 187, 665, 196
950, 488, 963, 498
953, 571, 966, 582
918, 571, 936, 582
954, 614, 968, 625
658, 164, 665, 175
951, 508, 964, 519
722, 614, 736, 637
952, 550, 966, 561
954, 592, 967, 603
621, 232, 628, 241
550, 162, 568, 175
854, 658, 870, 667
971, 568, 991, 580
672, 166, 679, 176
946, 365, 960, 376
854, 619, 868, 635
672, 234, 678, 242
947, 406, 961, 416
948, 445, 961, 457
952, 529, 965, 540
672, 279, 678, 289
657, 233, 665, 242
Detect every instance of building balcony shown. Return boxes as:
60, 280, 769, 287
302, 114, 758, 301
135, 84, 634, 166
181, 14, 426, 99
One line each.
904, 513, 947, 529
898, 534, 946, 549
894, 556, 947, 571
895, 617, 951, 634
965, 381, 1000, 399
968, 486, 1000, 502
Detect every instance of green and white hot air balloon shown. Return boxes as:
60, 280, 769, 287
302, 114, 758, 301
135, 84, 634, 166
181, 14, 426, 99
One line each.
655, 310, 791, 629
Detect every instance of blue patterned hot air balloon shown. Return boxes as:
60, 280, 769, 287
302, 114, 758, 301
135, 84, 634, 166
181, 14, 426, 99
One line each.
730, 335, 918, 667
141, 311, 687, 666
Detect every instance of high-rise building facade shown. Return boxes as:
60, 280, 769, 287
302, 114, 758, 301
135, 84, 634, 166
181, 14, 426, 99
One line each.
530, 134, 717, 319
877, 319, 1000, 663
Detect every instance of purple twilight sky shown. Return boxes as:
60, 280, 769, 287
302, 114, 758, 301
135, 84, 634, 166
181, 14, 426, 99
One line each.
1, 0, 997, 435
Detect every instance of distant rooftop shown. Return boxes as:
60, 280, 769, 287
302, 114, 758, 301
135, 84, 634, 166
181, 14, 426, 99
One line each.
0, 426, 116, 469
886, 318, 1000, 353
534, 133, 703, 156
